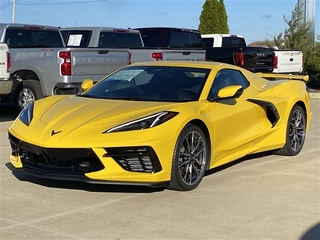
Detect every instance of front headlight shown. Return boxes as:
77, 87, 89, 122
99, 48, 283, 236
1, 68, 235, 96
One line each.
104, 111, 178, 133
19, 102, 34, 126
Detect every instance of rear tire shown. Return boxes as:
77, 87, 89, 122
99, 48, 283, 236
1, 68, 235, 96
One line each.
276, 104, 306, 156
14, 79, 43, 112
168, 124, 209, 191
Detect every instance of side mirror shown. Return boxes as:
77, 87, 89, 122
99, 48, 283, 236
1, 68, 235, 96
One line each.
81, 79, 94, 92
217, 85, 243, 99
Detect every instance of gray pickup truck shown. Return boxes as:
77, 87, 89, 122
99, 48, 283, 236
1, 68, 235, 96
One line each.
0, 23, 130, 111
60, 27, 206, 63
0, 42, 12, 98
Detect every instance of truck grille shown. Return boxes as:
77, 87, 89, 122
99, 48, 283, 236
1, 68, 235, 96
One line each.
104, 147, 162, 173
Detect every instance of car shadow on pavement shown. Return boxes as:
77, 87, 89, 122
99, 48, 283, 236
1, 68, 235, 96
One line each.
205, 150, 274, 176
0, 103, 18, 122
5, 163, 166, 193
5, 151, 274, 193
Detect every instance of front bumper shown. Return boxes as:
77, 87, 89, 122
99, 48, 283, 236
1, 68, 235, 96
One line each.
8, 132, 169, 186
7, 165, 168, 187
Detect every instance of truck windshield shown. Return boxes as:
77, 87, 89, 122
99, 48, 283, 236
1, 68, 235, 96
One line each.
81, 66, 210, 102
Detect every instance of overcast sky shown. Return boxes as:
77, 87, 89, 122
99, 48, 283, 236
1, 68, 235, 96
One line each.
0, 0, 319, 44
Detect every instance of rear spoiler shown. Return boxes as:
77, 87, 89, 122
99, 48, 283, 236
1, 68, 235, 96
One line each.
256, 73, 309, 82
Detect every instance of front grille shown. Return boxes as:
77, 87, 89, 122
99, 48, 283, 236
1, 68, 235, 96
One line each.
104, 146, 162, 173
19, 142, 104, 174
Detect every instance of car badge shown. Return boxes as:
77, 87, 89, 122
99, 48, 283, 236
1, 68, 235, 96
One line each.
51, 130, 62, 136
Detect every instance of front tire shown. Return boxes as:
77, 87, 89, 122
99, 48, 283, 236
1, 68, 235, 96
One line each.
168, 124, 209, 191
276, 104, 306, 156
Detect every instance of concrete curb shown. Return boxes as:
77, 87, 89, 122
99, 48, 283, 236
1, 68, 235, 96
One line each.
310, 92, 320, 98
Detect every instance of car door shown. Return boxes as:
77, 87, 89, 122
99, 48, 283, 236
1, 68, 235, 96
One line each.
208, 69, 264, 166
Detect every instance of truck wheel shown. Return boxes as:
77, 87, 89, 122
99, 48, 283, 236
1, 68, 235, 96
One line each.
15, 80, 43, 111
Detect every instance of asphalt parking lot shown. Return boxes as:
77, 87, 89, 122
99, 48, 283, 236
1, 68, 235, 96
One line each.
0, 98, 319, 240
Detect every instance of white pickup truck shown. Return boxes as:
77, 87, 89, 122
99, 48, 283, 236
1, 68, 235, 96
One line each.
60, 27, 206, 63
0, 23, 130, 111
0, 42, 12, 98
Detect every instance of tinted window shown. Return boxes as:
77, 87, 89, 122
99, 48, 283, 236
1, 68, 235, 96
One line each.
61, 30, 92, 47
60, 31, 68, 43
99, 32, 143, 48
221, 37, 246, 47
169, 31, 203, 48
190, 32, 203, 47
202, 38, 214, 47
209, 69, 249, 99
138, 29, 163, 47
82, 66, 210, 102
5, 28, 63, 48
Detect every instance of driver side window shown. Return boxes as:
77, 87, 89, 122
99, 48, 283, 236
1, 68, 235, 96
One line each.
209, 69, 249, 99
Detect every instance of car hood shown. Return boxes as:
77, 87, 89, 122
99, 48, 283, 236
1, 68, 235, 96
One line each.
36, 95, 181, 129
10, 95, 188, 146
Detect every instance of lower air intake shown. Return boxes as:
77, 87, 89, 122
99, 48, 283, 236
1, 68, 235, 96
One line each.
104, 146, 162, 173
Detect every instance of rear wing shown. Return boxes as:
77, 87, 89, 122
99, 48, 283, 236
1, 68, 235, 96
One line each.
255, 73, 309, 82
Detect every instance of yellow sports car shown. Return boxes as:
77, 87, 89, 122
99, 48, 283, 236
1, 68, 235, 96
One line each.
8, 61, 312, 191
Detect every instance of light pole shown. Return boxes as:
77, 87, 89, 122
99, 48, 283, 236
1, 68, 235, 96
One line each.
297, 0, 316, 44
12, 0, 16, 23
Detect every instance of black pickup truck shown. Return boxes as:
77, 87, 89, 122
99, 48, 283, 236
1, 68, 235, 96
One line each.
202, 34, 274, 72
205, 45, 274, 72
135, 27, 274, 73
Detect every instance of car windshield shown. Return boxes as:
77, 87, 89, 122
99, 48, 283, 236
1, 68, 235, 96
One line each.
81, 66, 210, 102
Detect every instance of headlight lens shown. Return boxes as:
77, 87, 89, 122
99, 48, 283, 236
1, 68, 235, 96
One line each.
19, 102, 34, 126
105, 111, 178, 133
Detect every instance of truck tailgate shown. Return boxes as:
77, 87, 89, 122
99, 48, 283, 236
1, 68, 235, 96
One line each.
0, 43, 10, 80
130, 49, 206, 63
162, 49, 206, 61
273, 50, 303, 74
69, 48, 130, 79
0, 43, 11, 95
244, 47, 274, 72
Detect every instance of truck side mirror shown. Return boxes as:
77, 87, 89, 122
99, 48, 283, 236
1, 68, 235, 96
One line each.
81, 79, 94, 92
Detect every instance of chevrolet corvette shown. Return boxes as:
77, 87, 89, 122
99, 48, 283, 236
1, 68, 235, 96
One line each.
8, 61, 312, 191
